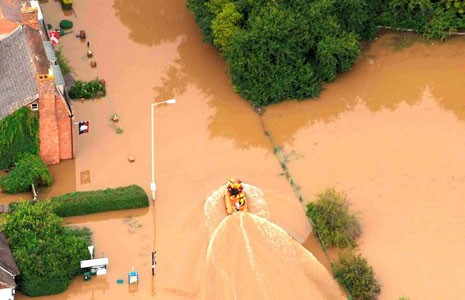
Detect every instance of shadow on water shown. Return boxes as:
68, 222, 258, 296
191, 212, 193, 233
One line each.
112, 0, 189, 46
64, 207, 150, 224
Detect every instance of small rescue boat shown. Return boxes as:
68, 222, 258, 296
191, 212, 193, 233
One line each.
224, 178, 248, 215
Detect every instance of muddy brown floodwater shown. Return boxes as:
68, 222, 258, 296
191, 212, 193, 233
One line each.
263, 34, 465, 299
12, 0, 465, 299
29, 0, 321, 299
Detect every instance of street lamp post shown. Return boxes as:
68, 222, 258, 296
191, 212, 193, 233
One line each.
151, 99, 176, 201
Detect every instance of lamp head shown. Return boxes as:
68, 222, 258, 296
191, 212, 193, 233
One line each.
165, 99, 176, 104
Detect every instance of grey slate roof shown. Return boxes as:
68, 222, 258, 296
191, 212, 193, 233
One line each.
43, 40, 56, 63
0, 25, 39, 121
0, 233, 19, 288
52, 64, 64, 87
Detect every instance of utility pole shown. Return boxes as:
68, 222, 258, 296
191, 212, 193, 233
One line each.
152, 251, 157, 276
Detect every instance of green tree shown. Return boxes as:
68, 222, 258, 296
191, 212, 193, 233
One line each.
188, 0, 216, 43
1, 201, 91, 296
316, 32, 360, 82
188, 0, 366, 106
0, 153, 52, 194
209, 1, 243, 51
442, 0, 465, 15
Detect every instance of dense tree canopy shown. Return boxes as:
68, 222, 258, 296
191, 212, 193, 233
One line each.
378, 0, 465, 40
188, 0, 465, 106
189, 0, 374, 106
1, 201, 91, 296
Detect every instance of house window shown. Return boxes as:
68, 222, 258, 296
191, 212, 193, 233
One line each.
31, 103, 39, 111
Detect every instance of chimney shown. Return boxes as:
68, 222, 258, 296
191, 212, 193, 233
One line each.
21, 1, 39, 31
37, 70, 60, 165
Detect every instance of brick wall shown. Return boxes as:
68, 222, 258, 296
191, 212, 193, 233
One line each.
38, 75, 60, 165
55, 95, 73, 160
21, 6, 39, 31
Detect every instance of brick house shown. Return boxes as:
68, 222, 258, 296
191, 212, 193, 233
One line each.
0, 233, 19, 300
0, 0, 73, 165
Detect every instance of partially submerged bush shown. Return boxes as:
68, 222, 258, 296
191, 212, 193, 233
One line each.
332, 251, 381, 300
50, 185, 149, 217
306, 188, 361, 248
59, 19, 73, 30
1, 201, 91, 296
68, 78, 106, 99
0, 154, 52, 194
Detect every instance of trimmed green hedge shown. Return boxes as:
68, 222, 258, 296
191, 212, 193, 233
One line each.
50, 185, 149, 217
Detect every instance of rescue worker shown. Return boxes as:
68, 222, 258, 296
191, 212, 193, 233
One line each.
235, 193, 246, 211
227, 178, 243, 197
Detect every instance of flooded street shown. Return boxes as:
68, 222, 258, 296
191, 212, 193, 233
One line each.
9, 0, 465, 299
263, 34, 465, 299
27, 0, 315, 299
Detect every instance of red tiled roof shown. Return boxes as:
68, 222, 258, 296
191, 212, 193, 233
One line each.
0, 18, 18, 35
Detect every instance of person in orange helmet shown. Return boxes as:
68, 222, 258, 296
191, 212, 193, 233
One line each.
227, 178, 243, 197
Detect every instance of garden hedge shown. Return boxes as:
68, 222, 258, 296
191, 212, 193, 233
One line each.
50, 185, 149, 217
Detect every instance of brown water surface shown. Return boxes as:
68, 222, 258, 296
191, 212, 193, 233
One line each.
20, 1, 465, 299
30, 1, 316, 299
262, 33, 465, 299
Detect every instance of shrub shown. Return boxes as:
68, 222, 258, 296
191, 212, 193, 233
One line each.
332, 251, 381, 300
50, 185, 149, 217
59, 19, 73, 30
306, 188, 361, 248
0, 201, 91, 296
68, 78, 106, 99
0, 107, 39, 169
0, 154, 52, 194
55, 47, 73, 75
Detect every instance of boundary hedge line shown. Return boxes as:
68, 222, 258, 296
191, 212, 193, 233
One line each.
49, 185, 149, 217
